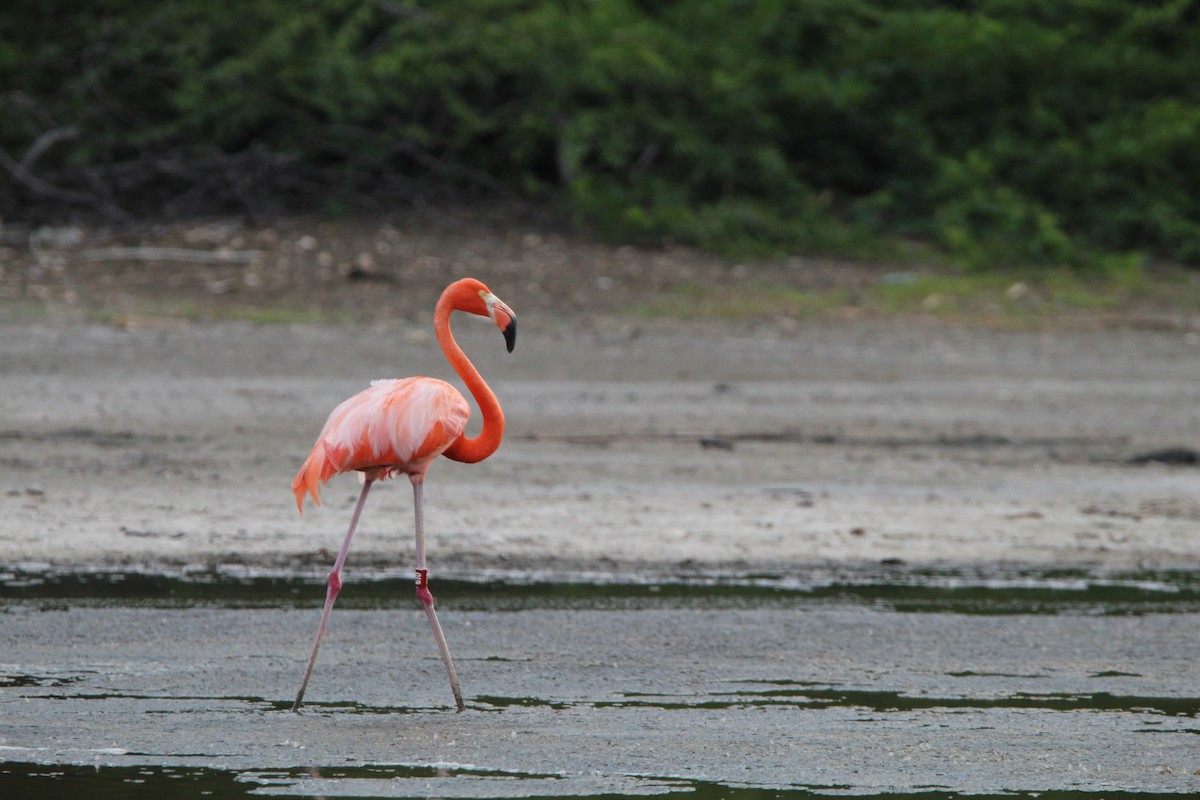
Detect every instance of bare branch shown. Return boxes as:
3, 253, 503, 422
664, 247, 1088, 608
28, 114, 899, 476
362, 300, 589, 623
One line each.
20, 126, 81, 170
0, 143, 97, 205
391, 139, 516, 198
0, 139, 130, 222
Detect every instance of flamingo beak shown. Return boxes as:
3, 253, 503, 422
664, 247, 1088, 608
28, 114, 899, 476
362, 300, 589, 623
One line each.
484, 293, 517, 353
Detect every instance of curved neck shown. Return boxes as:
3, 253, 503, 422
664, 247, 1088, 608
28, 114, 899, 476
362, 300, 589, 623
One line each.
437, 294, 505, 463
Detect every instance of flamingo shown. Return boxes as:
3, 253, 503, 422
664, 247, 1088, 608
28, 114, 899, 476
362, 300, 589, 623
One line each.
289, 277, 516, 712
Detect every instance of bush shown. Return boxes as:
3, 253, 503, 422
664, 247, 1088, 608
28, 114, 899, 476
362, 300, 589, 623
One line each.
0, 0, 1197, 268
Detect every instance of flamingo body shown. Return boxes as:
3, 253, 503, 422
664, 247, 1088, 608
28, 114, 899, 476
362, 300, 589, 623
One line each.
292, 377, 470, 511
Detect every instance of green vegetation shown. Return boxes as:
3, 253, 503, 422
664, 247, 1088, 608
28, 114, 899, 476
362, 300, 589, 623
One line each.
1, 1, 1198, 270
636, 261, 1200, 326
637, 282, 856, 320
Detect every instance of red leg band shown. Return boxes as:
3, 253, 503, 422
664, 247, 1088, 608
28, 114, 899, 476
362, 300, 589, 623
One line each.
415, 568, 434, 607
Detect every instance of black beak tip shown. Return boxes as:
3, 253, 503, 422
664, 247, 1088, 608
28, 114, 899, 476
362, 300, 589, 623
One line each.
503, 318, 516, 353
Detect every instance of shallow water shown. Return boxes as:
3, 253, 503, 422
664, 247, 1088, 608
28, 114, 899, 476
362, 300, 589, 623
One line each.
3, 564, 1199, 614
2, 566, 1198, 797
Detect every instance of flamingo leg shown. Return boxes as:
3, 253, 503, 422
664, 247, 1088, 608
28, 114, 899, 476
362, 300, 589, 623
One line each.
411, 475, 465, 712
292, 476, 374, 712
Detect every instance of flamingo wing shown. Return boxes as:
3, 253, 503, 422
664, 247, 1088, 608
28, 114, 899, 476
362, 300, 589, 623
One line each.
292, 378, 470, 511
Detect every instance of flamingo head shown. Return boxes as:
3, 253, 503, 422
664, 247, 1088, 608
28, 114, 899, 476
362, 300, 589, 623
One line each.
447, 278, 517, 352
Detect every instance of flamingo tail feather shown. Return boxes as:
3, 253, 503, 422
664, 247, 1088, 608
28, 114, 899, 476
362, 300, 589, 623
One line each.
291, 442, 332, 514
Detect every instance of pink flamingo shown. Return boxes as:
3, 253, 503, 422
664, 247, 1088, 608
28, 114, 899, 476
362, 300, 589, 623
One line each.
289, 278, 516, 712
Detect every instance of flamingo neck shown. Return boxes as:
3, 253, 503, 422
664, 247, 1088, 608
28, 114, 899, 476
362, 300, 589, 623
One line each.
436, 293, 505, 463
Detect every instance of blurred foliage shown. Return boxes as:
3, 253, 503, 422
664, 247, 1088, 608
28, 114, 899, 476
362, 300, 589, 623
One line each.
1, 0, 1198, 268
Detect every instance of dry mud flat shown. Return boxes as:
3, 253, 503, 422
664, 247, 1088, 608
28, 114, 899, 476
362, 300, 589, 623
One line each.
1, 316, 1198, 572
